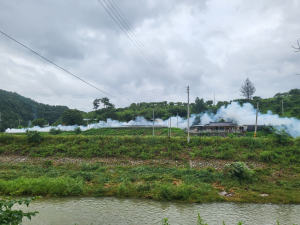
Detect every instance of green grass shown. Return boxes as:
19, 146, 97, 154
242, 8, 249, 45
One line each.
1, 133, 300, 165
0, 163, 300, 204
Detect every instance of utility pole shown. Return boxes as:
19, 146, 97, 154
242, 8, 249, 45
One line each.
84, 118, 90, 129
19, 118, 22, 127
167, 119, 169, 137
177, 112, 178, 128
187, 86, 190, 143
254, 102, 259, 138
153, 109, 154, 137
214, 93, 215, 106
170, 116, 171, 137
282, 99, 284, 116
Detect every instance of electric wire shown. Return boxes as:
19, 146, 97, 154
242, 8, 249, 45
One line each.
0, 30, 117, 99
106, 0, 184, 88
108, 0, 185, 89
98, 0, 185, 89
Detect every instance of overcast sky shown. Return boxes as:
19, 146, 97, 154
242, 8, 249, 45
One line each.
0, 0, 299, 112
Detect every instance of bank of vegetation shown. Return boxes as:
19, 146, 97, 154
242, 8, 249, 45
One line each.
1, 133, 300, 204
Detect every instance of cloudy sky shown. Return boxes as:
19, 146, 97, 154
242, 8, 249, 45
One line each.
0, 0, 299, 111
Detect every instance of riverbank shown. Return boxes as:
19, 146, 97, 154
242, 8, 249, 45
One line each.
1, 158, 300, 204
1, 134, 300, 164
1, 134, 300, 204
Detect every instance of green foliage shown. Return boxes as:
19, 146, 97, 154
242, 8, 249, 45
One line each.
0, 196, 40, 225
272, 129, 291, 144
197, 213, 208, 225
259, 151, 278, 162
62, 109, 84, 125
26, 130, 43, 143
49, 128, 62, 135
74, 127, 82, 134
224, 162, 254, 181
31, 118, 47, 127
0, 89, 68, 131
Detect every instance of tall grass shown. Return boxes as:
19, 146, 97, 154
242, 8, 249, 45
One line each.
1, 134, 300, 165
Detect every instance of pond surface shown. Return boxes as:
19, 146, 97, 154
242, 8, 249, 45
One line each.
14, 197, 300, 225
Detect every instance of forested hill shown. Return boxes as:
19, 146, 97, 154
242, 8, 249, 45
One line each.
85, 88, 300, 123
0, 89, 68, 131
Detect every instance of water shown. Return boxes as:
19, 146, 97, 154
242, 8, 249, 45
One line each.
14, 197, 300, 225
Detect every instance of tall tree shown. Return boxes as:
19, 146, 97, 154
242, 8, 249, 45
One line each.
240, 78, 256, 101
100, 97, 115, 108
194, 97, 206, 113
93, 99, 100, 110
62, 109, 83, 125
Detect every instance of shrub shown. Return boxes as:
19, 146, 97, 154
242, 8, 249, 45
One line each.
26, 130, 43, 143
224, 162, 254, 181
74, 127, 82, 134
272, 129, 291, 145
49, 128, 62, 135
259, 151, 278, 162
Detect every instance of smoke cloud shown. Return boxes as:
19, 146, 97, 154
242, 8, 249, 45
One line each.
5, 102, 300, 137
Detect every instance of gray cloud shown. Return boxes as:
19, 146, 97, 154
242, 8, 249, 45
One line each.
0, 0, 299, 111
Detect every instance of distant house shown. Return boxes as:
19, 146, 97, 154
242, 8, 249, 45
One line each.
243, 125, 263, 132
192, 122, 246, 133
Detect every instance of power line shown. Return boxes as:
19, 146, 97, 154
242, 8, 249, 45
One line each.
0, 30, 116, 99
98, 0, 185, 89
108, 0, 184, 88
107, 0, 184, 88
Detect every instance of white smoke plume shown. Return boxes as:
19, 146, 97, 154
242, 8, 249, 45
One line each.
200, 102, 300, 137
5, 102, 300, 137
5, 116, 196, 133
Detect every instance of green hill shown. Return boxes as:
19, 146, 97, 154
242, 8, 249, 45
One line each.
84, 88, 300, 123
0, 89, 68, 131
1, 88, 300, 132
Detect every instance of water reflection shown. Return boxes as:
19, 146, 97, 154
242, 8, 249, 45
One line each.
13, 197, 299, 225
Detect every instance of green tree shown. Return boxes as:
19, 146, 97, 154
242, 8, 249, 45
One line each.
240, 78, 256, 101
93, 99, 101, 110
62, 109, 83, 125
194, 97, 206, 113
101, 97, 115, 108
31, 118, 47, 127
205, 100, 213, 107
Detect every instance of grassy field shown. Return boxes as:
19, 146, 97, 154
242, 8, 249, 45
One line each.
1, 133, 299, 164
1, 132, 300, 204
0, 162, 300, 204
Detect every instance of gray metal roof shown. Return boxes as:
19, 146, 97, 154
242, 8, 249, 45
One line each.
204, 122, 236, 127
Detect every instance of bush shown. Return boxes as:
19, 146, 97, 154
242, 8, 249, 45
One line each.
49, 128, 62, 135
26, 130, 43, 143
259, 151, 278, 162
224, 162, 254, 181
74, 127, 82, 134
272, 129, 291, 145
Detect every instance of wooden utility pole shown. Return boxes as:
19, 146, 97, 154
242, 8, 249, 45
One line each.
153, 109, 154, 137
254, 102, 259, 138
282, 99, 284, 116
187, 86, 190, 143
170, 116, 171, 137
214, 93, 215, 106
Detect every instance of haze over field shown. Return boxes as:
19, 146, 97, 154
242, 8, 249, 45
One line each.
7, 102, 300, 137
0, 1, 300, 111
